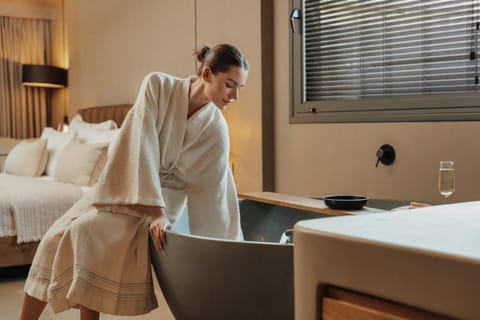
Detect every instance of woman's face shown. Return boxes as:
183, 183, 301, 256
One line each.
203, 66, 248, 110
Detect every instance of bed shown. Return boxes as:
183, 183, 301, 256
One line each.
0, 104, 132, 268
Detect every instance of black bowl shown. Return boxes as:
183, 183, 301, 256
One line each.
322, 195, 368, 210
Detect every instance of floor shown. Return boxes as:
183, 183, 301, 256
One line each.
0, 266, 175, 320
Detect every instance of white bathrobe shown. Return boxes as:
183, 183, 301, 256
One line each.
24, 72, 243, 315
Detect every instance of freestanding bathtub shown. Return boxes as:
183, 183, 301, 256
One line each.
150, 199, 325, 320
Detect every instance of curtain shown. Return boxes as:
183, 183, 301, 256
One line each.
0, 16, 51, 138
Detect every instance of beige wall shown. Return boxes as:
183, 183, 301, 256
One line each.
66, 0, 195, 115
196, 0, 265, 192
2, 0, 267, 194
273, 1, 480, 204
5, 0, 480, 203
66, 0, 267, 193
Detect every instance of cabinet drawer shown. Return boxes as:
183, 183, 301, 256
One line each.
322, 286, 453, 320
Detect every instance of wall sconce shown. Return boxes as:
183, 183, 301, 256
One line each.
22, 64, 68, 88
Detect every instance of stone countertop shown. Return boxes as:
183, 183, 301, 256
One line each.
297, 201, 480, 262
294, 201, 480, 320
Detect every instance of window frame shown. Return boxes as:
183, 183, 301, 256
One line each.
290, 0, 480, 123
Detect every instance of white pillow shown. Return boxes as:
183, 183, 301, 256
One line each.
70, 115, 119, 151
78, 128, 120, 157
53, 143, 107, 186
69, 114, 118, 131
40, 127, 78, 176
4, 139, 48, 177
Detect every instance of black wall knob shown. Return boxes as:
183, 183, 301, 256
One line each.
376, 144, 395, 167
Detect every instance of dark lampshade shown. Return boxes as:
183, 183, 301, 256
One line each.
22, 64, 68, 88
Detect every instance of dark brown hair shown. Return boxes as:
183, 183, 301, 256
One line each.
194, 43, 248, 76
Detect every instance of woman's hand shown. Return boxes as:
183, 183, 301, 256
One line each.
148, 207, 172, 251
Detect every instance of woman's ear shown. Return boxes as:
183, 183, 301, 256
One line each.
201, 66, 212, 82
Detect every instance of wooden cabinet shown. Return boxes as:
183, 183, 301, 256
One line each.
295, 207, 480, 319
321, 287, 452, 320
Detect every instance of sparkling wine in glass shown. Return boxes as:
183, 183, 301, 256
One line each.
438, 161, 455, 201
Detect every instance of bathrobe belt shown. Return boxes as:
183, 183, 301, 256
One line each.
159, 169, 186, 190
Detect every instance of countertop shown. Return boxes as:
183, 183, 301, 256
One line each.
294, 201, 480, 319
238, 192, 383, 216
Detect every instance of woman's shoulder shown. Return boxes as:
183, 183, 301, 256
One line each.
205, 105, 229, 137
142, 71, 177, 84
143, 71, 190, 83
189, 104, 229, 139
141, 72, 191, 94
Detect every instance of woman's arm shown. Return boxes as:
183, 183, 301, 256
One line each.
91, 73, 167, 209
128, 205, 171, 251
94, 203, 171, 250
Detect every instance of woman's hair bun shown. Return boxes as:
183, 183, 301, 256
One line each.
194, 43, 248, 76
197, 46, 210, 62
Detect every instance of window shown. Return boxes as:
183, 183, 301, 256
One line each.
290, 0, 480, 123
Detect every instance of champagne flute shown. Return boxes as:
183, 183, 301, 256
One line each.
438, 161, 455, 202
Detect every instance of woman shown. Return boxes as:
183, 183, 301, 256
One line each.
19, 43, 248, 320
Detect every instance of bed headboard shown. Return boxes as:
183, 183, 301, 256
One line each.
78, 104, 133, 127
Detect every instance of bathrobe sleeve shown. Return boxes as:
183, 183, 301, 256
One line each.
91, 73, 167, 208
185, 115, 243, 240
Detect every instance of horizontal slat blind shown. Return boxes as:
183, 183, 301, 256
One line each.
304, 0, 480, 101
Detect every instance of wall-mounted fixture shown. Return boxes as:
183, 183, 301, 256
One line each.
376, 144, 395, 167
22, 64, 68, 88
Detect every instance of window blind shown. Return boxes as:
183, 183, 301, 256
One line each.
304, 0, 480, 101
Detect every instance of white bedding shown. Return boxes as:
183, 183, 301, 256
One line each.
0, 173, 86, 243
